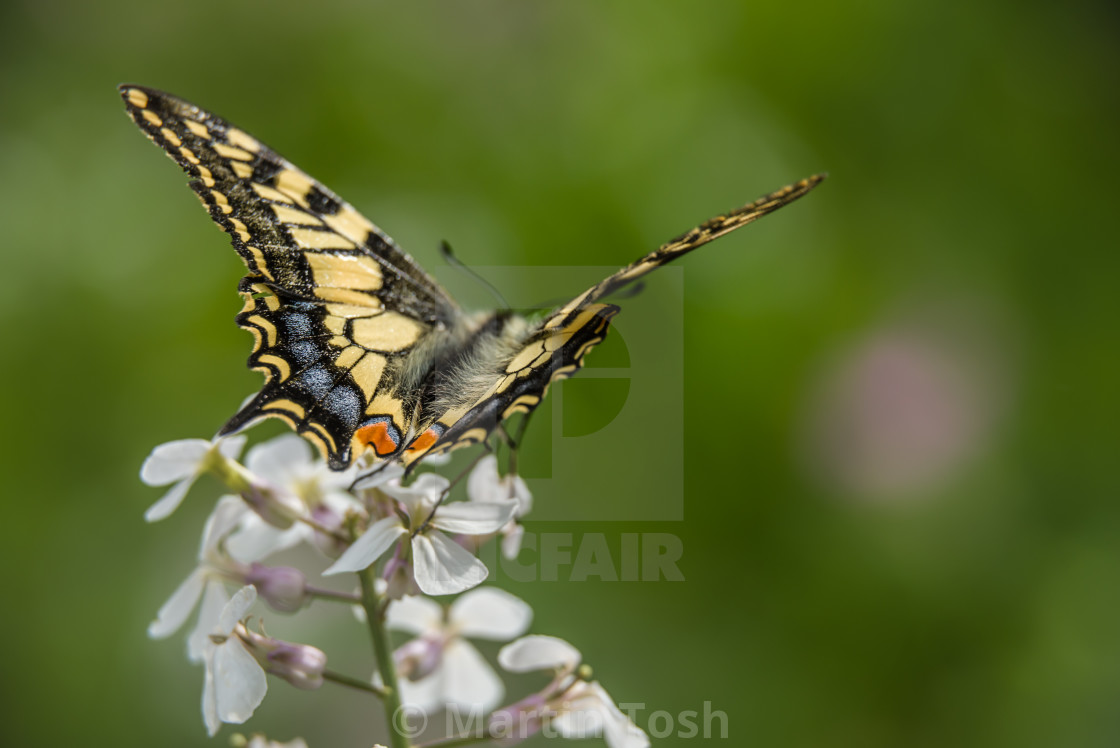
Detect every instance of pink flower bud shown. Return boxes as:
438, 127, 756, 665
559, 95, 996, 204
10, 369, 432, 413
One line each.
244, 563, 309, 613
265, 641, 327, 690
382, 548, 419, 600
487, 693, 549, 745
237, 626, 327, 690
394, 636, 444, 681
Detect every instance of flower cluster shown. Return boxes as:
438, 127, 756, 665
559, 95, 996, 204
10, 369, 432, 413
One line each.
141, 433, 648, 748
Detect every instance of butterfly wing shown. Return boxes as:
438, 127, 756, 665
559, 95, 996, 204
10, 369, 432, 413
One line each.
401, 175, 825, 465
120, 85, 459, 468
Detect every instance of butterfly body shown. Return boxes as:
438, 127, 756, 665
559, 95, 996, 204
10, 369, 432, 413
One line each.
120, 84, 822, 470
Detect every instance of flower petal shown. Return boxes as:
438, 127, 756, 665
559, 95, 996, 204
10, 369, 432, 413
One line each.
386, 595, 443, 635
202, 652, 220, 736
323, 516, 407, 575
189, 580, 231, 663
550, 700, 606, 739
144, 478, 193, 523
412, 531, 488, 595
396, 666, 444, 713
213, 637, 267, 725
219, 585, 258, 635
148, 567, 207, 640
382, 472, 449, 516
245, 434, 311, 485
350, 462, 405, 491
450, 587, 532, 640
199, 496, 250, 557
216, 433, 248, 460
466, 455, 502, 502
226, 515, 308, 564
500, 523, 525, 560
509, 475, 532, 515
430, 500, 518, 535
468, 455, 532, 514
441, 639, 505, 712
498, 635, 581, 673
578, 682, 649, 748
140, 439, 211, 485
246, 737, 310, 748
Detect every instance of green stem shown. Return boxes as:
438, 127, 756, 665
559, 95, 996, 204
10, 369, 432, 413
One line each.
360, 568, 410, 748
297, 514, 350, 544
322, 668, 389, 698
304, 584, 361, 604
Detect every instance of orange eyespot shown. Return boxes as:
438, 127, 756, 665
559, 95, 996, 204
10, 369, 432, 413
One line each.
356, 418, 399, 457
405, 427, 441, 454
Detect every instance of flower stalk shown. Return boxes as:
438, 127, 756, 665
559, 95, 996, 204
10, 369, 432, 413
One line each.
321, 668, 390, 698
360, 568, 410, 748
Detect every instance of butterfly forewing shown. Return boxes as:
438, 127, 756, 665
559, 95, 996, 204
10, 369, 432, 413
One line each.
120, 85, 459, 467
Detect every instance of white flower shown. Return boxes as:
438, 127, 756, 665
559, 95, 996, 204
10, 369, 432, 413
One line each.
202, 586, 267, 736
242, 737, 309, 748
494, 636, 648, 748
226, 434, 363, 562
245, 434, 359, 505
149, 497, 249, 661
385, 587, 532, 713
140, 435, 246, 522
467, 455, 533, 559
324, 473, 518, 595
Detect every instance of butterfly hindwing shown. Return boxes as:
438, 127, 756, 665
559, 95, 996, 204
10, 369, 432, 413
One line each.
121, 84, 460, 467
399, 175, 826, 466
401, 303, 619, 465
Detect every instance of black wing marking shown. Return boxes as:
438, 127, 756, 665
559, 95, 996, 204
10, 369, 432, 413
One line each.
120, 84, 460, 467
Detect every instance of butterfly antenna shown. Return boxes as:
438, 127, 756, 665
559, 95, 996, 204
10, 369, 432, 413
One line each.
411, 444, 494, 537
349, 459, 395, 492
440, 240, 511, 311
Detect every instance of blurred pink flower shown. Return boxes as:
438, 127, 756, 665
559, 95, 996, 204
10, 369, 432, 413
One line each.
801, 319, 1010, 501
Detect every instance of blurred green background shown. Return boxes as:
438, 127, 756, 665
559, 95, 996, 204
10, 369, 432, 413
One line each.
2, 1, 1117, 746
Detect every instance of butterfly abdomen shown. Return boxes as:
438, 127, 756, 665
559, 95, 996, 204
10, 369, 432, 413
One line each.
401, 303, 618, 465
415, 311, 534, 420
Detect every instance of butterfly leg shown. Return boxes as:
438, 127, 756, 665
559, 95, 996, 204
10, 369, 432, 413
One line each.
349, 458, 400, 493
411, 443, 494, 537
496, 411, 535, 478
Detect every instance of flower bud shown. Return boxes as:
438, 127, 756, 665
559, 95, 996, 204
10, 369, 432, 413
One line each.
265, 640, 327, 690
488, 693, 549, 745
239, 624, 327, 690
394, 635, 444, 681
382, 549, 419, 601
244, 563, 309, 613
